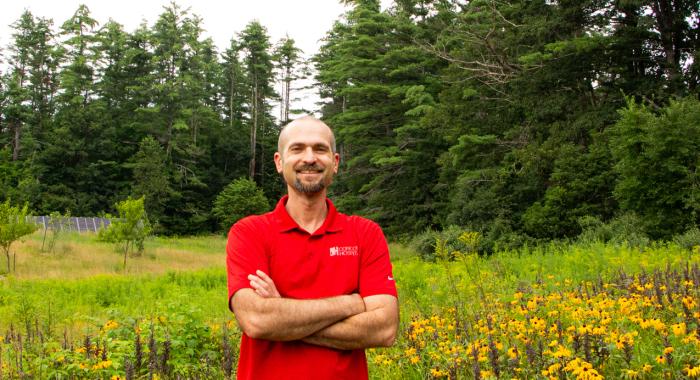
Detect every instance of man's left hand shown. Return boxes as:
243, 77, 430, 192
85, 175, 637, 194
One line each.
248, 270, 281, 298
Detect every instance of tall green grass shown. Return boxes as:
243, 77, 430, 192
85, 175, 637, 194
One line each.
0, 235, 697, 378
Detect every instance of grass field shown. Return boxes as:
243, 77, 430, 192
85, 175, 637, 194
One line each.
0, 231, 698, 379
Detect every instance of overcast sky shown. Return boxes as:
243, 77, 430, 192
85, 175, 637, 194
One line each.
1, 0, 358, 55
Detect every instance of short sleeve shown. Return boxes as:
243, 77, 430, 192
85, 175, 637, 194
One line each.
357, 219, 398, 298
226, 218, 269, 309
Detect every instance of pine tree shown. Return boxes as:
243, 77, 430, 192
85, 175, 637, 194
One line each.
239, 21, 276, 183
273, 36, 304, 124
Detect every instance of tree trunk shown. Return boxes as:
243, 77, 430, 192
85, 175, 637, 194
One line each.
4, 247, 10, 273
249, 76, 258, 180
652, 0, 683, 92
285, 74, 291, 123
229, 73, 235, 129
12, 121, 21, 161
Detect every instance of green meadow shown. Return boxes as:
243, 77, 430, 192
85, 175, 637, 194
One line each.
0, 232, 698, 379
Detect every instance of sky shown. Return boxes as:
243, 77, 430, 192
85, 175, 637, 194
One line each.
1, 0, 353, 55
0, 0, 391, 115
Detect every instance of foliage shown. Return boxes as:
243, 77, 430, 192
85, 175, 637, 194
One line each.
130, 136, 172, 231
0, 200, 38, 273
98, 197, 152, 269
40, 210, 71, 254
212, 177, 269, 232
410, 225, 479, 261
1, 236, 699, 378
609, 97, 700, 239
673, 227, 700, 252
576, 213, 650, 248
1, 1, 700, 240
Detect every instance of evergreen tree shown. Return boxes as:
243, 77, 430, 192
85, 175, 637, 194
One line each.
130, 136, 172, 230
38, 5, 104, 215
212, 39, 250, 190
273, 36, 304, 124
239, 21, 280, 201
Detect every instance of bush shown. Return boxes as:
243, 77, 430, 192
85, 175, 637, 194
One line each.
672, 227, 700, 251
481, 218, 536, 253
409, 228, 439, 260
212, 178, 269, 232
409, 225, 477, 261
577, 213, 649, 248
0, 200, 38, 273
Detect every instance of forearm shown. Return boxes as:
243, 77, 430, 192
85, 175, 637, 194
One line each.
302, 295, 399, 350
232, 289, 365, 341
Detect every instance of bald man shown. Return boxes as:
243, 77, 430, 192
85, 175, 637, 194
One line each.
225, 116, 399, 379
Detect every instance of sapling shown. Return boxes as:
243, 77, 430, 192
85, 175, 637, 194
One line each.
0, 200, 38, 273
98, 197, 152, 270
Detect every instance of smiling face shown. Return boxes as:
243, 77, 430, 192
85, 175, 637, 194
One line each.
274, 117, 339, 195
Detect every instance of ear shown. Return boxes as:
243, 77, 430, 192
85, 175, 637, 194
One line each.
333, 152, 340, 174
274, 152, 283, 173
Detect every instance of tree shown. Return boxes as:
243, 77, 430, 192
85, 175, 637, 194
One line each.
130, 136, 172, 230
41, 210, 71, 254
212, 178, 269, 232
609, 97, 700, 238
0, 200, 38, 273
273, 36, 304, 124
239, 21, 276, 184
98, 196, 152, 269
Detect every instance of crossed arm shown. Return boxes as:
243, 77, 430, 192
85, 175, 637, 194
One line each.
230, 270, 399, 350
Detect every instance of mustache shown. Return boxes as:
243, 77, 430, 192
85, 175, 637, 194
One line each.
295, 164, 324, 171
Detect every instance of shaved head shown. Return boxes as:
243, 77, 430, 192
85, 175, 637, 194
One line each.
278, 116, 336, 155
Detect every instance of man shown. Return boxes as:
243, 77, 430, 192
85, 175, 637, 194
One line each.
226, 116, 399, 379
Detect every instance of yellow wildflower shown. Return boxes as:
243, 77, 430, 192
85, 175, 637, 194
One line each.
671, 322, 686, 336
684, 365, 700, 378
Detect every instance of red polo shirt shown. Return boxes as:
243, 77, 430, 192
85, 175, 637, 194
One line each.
226, 195, 397, 380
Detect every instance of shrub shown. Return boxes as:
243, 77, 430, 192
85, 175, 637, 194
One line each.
212, 178, 269, 232
0, 200, 38, 273
672, 227, 700, 251
577, 213, 649, 248
410, 225, 477, 261
409, 228, 439, 260
99, 197, 152, 269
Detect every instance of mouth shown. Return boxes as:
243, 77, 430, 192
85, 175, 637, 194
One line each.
295, 165, 324, 175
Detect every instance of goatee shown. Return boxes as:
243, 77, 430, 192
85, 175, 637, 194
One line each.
293, 178, 325, 193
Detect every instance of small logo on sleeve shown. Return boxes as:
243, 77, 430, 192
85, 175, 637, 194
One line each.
329, 246, 359, 257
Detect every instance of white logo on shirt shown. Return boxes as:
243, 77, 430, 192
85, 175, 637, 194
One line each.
387, 276, 394, 281
329, 246, 358, 257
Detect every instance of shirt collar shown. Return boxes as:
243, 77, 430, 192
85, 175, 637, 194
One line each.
273, 195, 344, 234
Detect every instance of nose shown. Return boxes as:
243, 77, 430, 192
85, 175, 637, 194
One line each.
302, 147, 316, 163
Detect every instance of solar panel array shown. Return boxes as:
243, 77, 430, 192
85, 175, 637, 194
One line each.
27, 216, 112, 233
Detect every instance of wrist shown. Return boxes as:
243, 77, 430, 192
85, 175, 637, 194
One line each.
350, 293, 365, 314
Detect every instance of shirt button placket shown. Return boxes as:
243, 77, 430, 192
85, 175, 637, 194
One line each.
306, 235, 312, 256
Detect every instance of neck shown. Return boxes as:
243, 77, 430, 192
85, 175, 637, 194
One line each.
285, 188, 328, 234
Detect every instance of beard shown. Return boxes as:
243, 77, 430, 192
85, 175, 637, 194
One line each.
291, 163, 327, 193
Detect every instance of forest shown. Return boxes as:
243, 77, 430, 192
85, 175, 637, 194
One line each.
1, 0, 699, 247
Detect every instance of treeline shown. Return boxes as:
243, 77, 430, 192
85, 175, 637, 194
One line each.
316, 0, 700, 246
0, 3, 305, 234
1, 1, 699, 244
